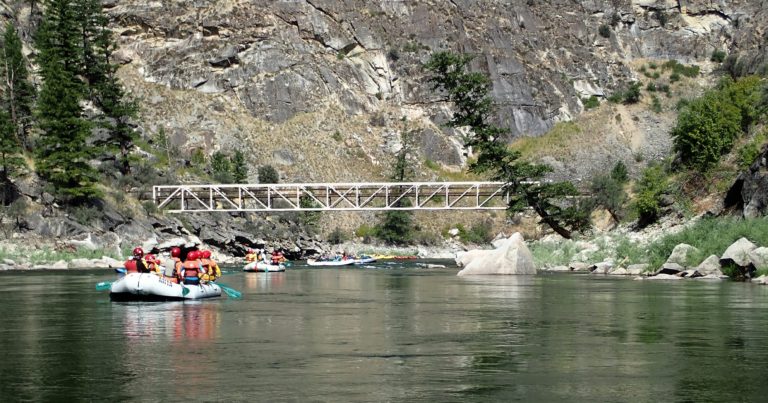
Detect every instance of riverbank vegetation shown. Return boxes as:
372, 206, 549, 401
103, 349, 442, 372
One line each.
530, 216, 768, 275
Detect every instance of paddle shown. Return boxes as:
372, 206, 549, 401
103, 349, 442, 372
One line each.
95, 281, 113, 291
214, 282, 242, 299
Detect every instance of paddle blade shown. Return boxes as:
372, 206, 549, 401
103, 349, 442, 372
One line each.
216, 283, 242, 299
181, 285, 190, 296
95, 281, 112, 291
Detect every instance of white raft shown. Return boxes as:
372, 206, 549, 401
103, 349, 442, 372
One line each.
110, 273, 222, 301
243, 261, 286, 272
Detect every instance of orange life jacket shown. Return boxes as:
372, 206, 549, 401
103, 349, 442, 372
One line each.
182, 259, 200, 279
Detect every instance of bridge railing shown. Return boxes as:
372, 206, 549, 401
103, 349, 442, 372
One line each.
153, 182, 512, 212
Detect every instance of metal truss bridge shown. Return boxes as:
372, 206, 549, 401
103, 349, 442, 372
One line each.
153, 182, 512, 213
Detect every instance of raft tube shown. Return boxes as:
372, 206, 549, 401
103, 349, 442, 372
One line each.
110, 273, 221, 301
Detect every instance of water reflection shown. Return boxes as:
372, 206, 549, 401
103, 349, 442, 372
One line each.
244, 272, 286, 292
2, 269, 768, 401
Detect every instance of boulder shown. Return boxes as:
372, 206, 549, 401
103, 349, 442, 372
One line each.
748, 247, 768, 271
626, 264, 650, 275
590, 261, 613, 274
569, 262, 591, 272
456, 233, 536, 276
720, 237, 757, 267
696, 255, 722, 276
752, 275, 768, 285
664, 243, 699, 267
655, 262, 685, 275
645, 273, 683, 280
608, 267, 629, 275
549, 265, 571, 272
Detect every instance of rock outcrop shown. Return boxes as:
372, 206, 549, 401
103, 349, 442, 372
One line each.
456, 232, 536, 275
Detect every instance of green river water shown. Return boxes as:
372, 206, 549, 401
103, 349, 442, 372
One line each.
1, 262, 768, 402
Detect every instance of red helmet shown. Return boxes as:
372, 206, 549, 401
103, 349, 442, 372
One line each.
171, 247, 181, 258
133, 247, 144, 257
187, 250, 199, 260
145, 254, 157, 262
202, 250, 211, 259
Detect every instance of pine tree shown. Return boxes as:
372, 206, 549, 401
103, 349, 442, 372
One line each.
35, 0, 100, 201
376, 129, 415, 245
1, 23, 35, 148
232, 150, 249, 183
0, 108, 24, 204
425, 51, 590, 239
76, 0, 138, 174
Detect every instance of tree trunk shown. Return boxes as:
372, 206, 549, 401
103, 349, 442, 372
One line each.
530, 200, 572, 239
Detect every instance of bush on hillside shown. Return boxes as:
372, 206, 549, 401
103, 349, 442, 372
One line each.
711, 49, 727, 63
598, 24, 611, 38
582, 95, 600, 110
671, 92, 741, 170
671, 77, 763, 171
631, 163, 669, 226
258, 165, 279, 184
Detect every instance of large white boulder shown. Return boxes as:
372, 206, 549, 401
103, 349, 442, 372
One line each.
456, 233, 536, 276
720, 237, 757, 267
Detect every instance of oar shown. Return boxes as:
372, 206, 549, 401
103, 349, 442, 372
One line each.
95, 281, 113, 291
214, 282, 242, 299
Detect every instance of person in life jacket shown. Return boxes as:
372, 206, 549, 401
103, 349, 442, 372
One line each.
200, 250, 221, 282
124, 247, 150, 273
270, 250, 284, 265
181, 250, 202, 285
163, 247, 183, 284
144, 254, 163, 275
245, 249, 257, 263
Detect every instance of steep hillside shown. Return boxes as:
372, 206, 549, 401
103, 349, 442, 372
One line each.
1, 1, 766, 260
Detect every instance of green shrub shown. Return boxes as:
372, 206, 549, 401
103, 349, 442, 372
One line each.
257, 165, 279, 184
738, 132, 767, 170
191, 148, 206, 165
650, 95, 662, 113
582, 95, 600, 110
328, 227, 348, 244
598, 24, 611, 38
590, 173, 626, 222
671, 92, 741, 170
424, 159, 440, 170
611, 161, 629, 183
458, 220, 494, 244
142, 201, 158, 215
631, 163, 668, 226
211, 151, 234, 183
672, 77, 762, 171
711, 49, 727, 63
663, 60, 699, 78
646, 82, 657, 92
623, 82, 642, 104
355, 224, 377, 240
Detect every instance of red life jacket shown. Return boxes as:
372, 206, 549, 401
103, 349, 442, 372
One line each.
124, 259, 138, 273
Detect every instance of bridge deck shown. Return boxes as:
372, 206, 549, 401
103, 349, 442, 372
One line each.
153, 182, 510, 212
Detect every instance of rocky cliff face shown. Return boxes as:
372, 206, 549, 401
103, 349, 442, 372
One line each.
6, 1, 765, 176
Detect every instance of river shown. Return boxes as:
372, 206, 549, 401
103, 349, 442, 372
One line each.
1, 262, 767, 402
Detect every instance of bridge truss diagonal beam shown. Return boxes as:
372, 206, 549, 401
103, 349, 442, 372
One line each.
153, 182, 512, 213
